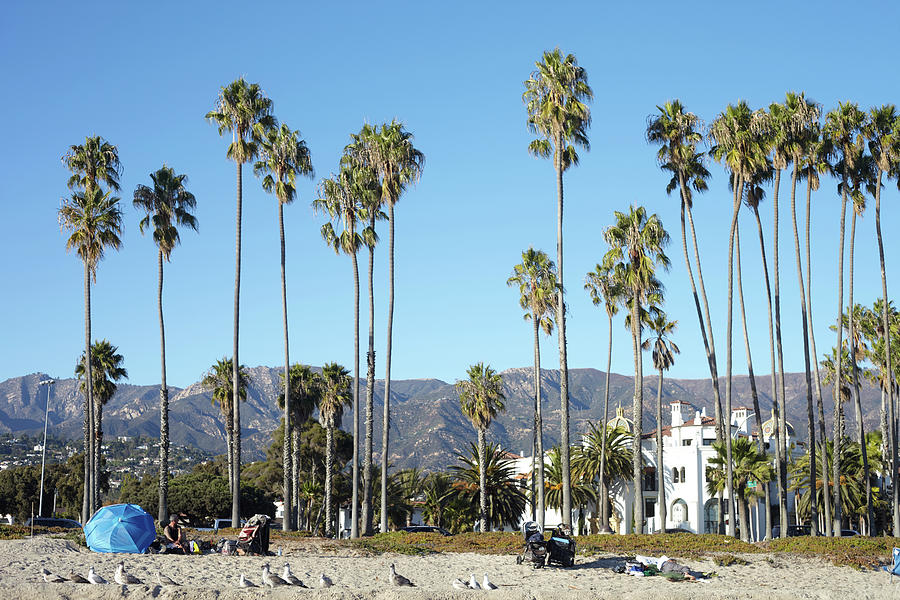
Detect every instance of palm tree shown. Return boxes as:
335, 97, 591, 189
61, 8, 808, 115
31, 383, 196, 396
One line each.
507, 247, 557, 528
642, 312, 679, 532
706, 438, 774, 542
646, 100, 724, 455
201, 357, 249, 494
601, 206, 670, 533
865, 105, 900, 534
206, 78, 275, 525
584, 263, 624, 533
523, 49, 593, 527
456, 363, 506, 532
791, 441, 864, 528
132, 165, 198, 524
421, 472, 455, 529
545, 446, 597, 518
823, 102, 867, 534
354, 121, 424, 535
58, 164, 123, 522
254, 122, 313, 531
572, 422, 633, 532
318, 362, 352, 538
446, 442, 526, 531
709, 102, 768, 537
75, 339, 126, 505
277, 364, 322, 529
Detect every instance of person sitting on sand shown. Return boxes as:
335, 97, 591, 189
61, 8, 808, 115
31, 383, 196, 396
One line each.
164, 514, 187, 553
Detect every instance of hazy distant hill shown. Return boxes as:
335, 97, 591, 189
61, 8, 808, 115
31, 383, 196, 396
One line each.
1, 367, 882, 471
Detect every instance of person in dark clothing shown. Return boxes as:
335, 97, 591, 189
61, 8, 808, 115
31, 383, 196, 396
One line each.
164, 514, 187, 553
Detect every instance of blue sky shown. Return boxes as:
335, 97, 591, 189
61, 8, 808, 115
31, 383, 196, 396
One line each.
2, 1, 899, 389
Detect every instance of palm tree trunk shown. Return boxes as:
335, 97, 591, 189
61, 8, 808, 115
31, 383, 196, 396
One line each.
655, 367, 666, 533
789, 162, 818, 536
598, 313, 613, 533
772, 169, 789, 537
478, 427, 487, 532
277, 202, 292, 531
226, 407, 234, 495
231, 160, 243, 527
381, 203, 395, 534
325, 424, 334, 538
82, 260, 93, 523
292, 428, 301, 529
832, 171, 848, 535
724, 176, 742, 538
532, 316, 545, 530
874, 168, 898, 535
355, 239, 365, 538
631, 283, 643, 534
157, 249, 170, 524
554, 132, 572, 529
749, 205, 777, 539
738, 490, 749, 542
806, 169, 832, 536
848, 210, 875, 532
93, 396, 102, 507
363, 228, 375, 536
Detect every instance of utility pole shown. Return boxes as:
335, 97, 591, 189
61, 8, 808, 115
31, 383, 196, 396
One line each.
38, 379, 55, 516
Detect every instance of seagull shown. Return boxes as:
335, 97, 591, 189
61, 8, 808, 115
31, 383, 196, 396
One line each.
238, 573, 257, 588
319, 573, 334, 588
468, 573, 481, 589
66, 572, 90, 584
389, 564, 414, 587
483, 573, 498, 590
87, 567, 107, 584
156, 571, 179, 586
282, 563, 307, 587
114, 562, 142, 585
40, 568, 66, 583
451, 578, 469, 590
261, 564, 289, 587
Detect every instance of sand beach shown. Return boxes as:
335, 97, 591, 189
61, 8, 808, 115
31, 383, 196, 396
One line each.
0, 536, 895, 600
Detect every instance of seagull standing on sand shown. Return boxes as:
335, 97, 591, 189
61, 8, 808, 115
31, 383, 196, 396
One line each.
66, 572, 90, 584
282, 563, 307, 587
87, 567, 107, 584
319, 573, 334, 588
389, 564, 414, 587
156, 571, 179, 586
451, 578, 469, 590
468, 573, 481, 589
238, 573, 257, 588
40, 568, 66, 583
261, 564, 289, 587
483, 573, 498, 590
114, 561, 142, 585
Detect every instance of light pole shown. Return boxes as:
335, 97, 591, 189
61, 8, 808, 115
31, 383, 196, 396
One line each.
38, 379, 54, 517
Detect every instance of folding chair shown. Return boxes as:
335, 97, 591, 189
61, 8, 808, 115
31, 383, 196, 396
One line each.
882, 547, 900, 582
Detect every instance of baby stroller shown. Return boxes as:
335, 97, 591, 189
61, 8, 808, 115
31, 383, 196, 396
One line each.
546, 524, 575, 567
237, 514, 271, 555
516, 521, 547, 568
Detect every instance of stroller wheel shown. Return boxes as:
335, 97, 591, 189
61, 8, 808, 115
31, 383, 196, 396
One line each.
516, 556, 523, 565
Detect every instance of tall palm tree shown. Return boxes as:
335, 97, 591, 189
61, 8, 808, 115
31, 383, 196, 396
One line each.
277, 364, 322, 530
865, 105, 900, 534
523, 48, 593, 527
642, 312, 679, 533
601, 206, 670, 533
318, 362, 352, 538
206, 78, 275, 525
584, 263, 624, 533
58, 182, 122, 523
132, 165, 198, 524
314, 163, 365, 535
572, 422, 633, 531
446, 442, 527, 531
823, 102, 867, 534
507, 247, 557, 529
706, 437, 774, 542
709, 102, 768, 537
254, 122, 313, 531
75, 339, 126, 506
201, 358, 249, 495
646, 100, 724, 450
354, 121, 424, 535
456, 363, 506, 532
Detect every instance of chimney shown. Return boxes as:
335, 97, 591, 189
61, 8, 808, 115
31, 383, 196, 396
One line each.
694, 410, 702, 425
670, 401, 684, 427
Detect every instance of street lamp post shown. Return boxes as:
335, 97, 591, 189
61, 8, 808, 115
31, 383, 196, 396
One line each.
38, 379, 54, 517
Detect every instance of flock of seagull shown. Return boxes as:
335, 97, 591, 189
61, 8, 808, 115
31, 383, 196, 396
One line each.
41, 561, 501, 591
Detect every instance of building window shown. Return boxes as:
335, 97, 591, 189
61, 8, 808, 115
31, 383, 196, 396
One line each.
645, 499, 656, 518
682, 439, 692, 446
673, 467, 679, 483
680, 467, 686, 482
703, 438, 715, 446
642, 467, 657, 491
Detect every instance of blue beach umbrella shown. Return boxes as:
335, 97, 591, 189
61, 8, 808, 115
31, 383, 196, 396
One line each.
83, 503, 157, 553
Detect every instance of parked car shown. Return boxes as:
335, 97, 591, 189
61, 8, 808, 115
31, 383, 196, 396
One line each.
212, 518, 247, 531
24, 517, 82, 529
771, 525, 811, 537
840, 529, 859, 537
401, 525, 452, 536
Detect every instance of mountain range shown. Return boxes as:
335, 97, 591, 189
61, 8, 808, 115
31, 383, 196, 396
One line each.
1, 366, 884, 472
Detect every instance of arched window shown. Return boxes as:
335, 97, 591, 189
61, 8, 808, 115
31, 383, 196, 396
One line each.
680, 467, 686, 482
673, 467, 679, 483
